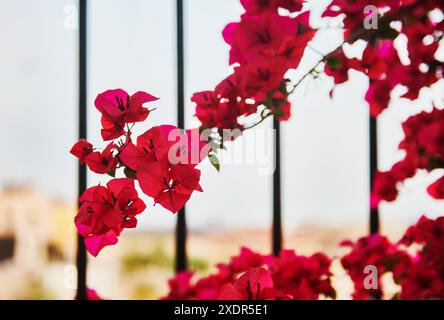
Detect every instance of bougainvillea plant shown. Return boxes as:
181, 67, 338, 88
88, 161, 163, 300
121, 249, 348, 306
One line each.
71, 89, 209, 256
164, 215, 444, 300
163, 247, 335, 300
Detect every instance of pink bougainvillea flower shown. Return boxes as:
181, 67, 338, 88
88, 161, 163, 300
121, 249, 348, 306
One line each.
373, 108, 444, 203
274, 0, 304, 13
119, 126, 171, 170
372, 171, 399, 203
95, 89, 158, 141
277, 31, 314, 71
396, 216, 444, 299
75, 178, 146, 256
341, 234, 411, 300
270, 91, 291, 121
194, 97, 243, 130
70, 139, 93, 164
360, 44, 389, 80
85, 142, 118, 175
226, 247, 263, 274
163, 271, 196, 300
100, 116, 126, 141
237, 57, 287, 94
365, 80, 393, 117
119, 125, 209, 171
223, 13, 297, 65
219, 267, 289, 300
427, 176, 444, 199
324, 50, 362, 86
240, 0, 304, 15
137, 162, 202, 213
264, 250, 336, 300
240, 0, 275, 15
417, 120, 444, 161
86, 288, 105, 300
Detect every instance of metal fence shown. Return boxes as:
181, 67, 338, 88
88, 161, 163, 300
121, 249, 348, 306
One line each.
74, 0, 379, 300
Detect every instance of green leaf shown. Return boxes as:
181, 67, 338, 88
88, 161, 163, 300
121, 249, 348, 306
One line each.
274, 108, 285, 119
378, 26, 399, 40
327, 55, 342, 69
107, 167, 116, 177
209, 153, 220, 172
124, 167, 137, 179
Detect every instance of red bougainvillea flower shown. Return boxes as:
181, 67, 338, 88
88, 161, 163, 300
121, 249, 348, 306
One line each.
223, 13, 298, 65
395, 263, 444, 299
237, 57, 287, 94
373, 108, 444, 203
365, 80, 394, 117
269, 91, 291, 121
219, 268, 289, 300
70, 139, 93, 164
86, 288, 105, 300
118, 126, 170, 171
360, 44, 389, 80
163, 271, 196, 300
226, 247, 263, 275
75, 178, 146, 256
416, 118, 444, 161
84, 142, 118, 175
371, 171, 399, 204
341, 234, 410, 300
276, 13, 315, 70
240, 0, 303, 15
324, 50, 362, 86
400, 216, 444, 266
95, 89, 158, 141
120, 125, 209, 171
162, 270, 230, 300
395, 216, 444, 299
265, 250, 336, 300
322, 0, 400, 40
427, 176, 444, 199
137, 162, 202, 213
192, 91, 244, 130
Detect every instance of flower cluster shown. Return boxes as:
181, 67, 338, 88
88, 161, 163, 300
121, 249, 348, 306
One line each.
192, 0, 314, 145
395, 215, 444, 299
323, 0, 444, 116
341, 215, 444, 300
163, 247, 335, 300
340, 234, 411, 300
164, 215, 444, 300
71, 89, 208, 256
372, 108, 444, 205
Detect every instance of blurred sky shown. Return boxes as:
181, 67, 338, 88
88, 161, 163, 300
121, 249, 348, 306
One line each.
0, 0, 443, 233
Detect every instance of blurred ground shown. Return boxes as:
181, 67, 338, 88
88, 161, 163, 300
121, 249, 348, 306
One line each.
0, 187, 404, 300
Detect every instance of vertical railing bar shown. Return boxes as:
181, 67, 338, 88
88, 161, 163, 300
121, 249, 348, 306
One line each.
75, 0, 88, 300
175, 0, 188, 273
369, 116, 379, 234
272, 119, 283, 255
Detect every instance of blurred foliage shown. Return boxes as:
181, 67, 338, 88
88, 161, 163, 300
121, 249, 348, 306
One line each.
19, 280, 54, 300
121, 243, 208, 274
189, 258, 208, 272
131, 283, 156, 300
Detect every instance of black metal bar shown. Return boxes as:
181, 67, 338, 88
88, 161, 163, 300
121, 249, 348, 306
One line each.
175, 0, 188, 273
369, 116, 379, 234
272, 119, 283, 255
75, 0, 88, 300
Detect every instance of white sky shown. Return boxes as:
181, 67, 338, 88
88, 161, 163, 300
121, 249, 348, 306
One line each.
0, 0, 443, 234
